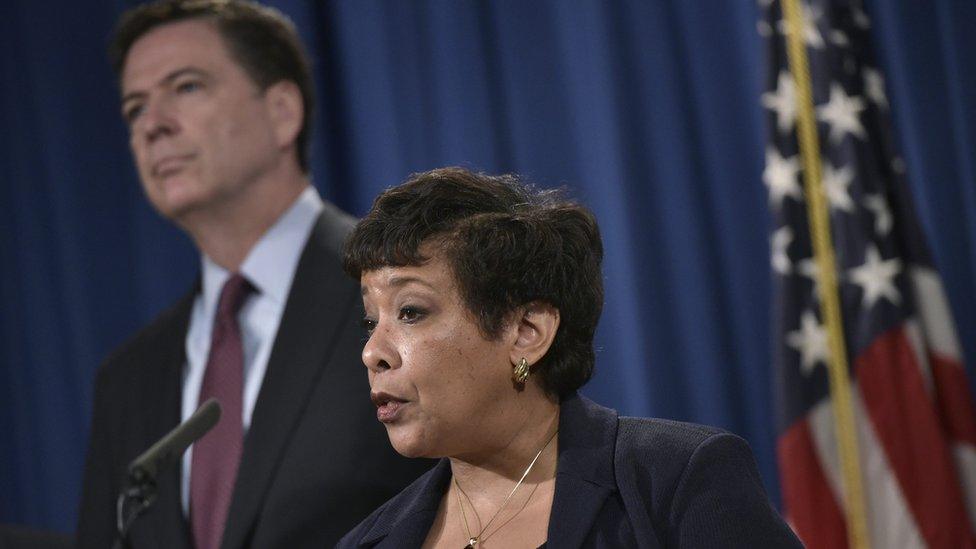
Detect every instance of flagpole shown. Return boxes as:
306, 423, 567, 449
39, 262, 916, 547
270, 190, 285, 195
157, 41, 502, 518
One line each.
779, 1, 871, 547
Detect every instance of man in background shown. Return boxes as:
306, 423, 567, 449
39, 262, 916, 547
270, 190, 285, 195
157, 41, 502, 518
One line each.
76, 1, 428, 547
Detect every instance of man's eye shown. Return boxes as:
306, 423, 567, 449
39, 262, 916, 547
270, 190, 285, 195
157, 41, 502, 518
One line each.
361, 318, 377, 334
123, 105, 144, 124
398, 306, 425, 323
176, 80, 202, 93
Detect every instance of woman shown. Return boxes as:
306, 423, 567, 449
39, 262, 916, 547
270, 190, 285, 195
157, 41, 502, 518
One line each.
337, 167, 801, 548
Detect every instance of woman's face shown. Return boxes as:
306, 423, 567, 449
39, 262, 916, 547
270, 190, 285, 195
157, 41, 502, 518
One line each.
359, 253, 521, 459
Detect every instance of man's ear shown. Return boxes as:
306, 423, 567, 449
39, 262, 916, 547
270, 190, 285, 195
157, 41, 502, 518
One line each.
264, 80, 303, 149
509, 301, 560, 367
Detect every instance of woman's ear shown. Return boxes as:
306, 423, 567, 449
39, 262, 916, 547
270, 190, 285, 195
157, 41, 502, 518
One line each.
509, 301, 560, 367
264, 80, 303, 150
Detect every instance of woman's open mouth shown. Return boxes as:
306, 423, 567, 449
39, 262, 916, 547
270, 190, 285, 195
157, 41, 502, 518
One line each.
371, 391, 409, 423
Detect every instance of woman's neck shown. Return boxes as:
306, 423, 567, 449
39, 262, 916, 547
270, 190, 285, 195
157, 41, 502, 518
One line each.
422, 398, 561, 549
449, 402, 560, 505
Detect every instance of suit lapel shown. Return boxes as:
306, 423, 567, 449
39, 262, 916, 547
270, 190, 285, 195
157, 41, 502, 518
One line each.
221, 211, 355, 549
359, 460, 452, 547
545, 394, 618, 549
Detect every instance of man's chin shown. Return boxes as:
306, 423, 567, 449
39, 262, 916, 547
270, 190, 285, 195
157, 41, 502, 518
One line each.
151, 200, 200, 224
145, 181, 207, 221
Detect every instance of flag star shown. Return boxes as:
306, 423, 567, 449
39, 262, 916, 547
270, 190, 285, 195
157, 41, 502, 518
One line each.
863, 68, 888, 110
787, 310, 829, 375
797, 257, 822, 300
863, 194, 893, 236
847, 244, 902, 309
757, 0, 775, 8
771, 226, 794, 275
762, 71, 797, 134
777, 4, 825, 49
892, 157, 906, 174
830, 30, 850, 47
822, 161, 856, 213
757, 20, 773, 37
764, 147, 803, 209
817, 83, 866, 144
852, 7, 871, 29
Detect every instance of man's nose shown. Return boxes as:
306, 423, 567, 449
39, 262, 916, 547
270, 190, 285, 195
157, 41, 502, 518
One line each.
138, 97, 178, 143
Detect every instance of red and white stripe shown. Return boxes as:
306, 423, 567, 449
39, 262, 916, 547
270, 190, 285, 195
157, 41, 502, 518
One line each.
779, 267, 976, 548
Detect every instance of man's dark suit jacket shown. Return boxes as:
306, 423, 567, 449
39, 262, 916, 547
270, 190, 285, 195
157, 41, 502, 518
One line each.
76, 204, 430, 549
338, 393, 803, 548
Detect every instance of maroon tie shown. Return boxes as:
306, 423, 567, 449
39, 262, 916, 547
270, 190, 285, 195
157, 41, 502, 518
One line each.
190, 273, 252, 549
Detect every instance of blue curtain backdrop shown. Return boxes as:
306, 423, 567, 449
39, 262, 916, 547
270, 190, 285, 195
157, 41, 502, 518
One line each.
2, 0, 974, 533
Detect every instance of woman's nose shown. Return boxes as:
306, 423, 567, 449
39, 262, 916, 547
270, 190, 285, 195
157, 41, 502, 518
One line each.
362, 324, 397, 373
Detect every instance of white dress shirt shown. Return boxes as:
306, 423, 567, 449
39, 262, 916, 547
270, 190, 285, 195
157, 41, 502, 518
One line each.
180, 186, 324, 514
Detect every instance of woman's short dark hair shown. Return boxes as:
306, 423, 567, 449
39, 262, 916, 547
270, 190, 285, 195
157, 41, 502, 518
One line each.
343, 167, 604, 398
109, 0, 314, 173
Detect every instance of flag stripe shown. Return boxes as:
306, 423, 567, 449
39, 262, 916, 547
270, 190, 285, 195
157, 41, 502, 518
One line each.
909, 267, 963, 360
931, 353, 976, 446
779, 417, 848, 549
851, 386, 926, 549
903, 320, 934, 394
856, 326, 975, 547
955, 444, 976, 533
806, 387, 927, 548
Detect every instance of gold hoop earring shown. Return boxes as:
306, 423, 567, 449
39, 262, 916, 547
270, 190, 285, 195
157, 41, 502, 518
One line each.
512, 357, 530, 385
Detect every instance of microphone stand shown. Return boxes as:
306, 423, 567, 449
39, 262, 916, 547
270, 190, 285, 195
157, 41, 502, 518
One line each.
113, 475, 156, 549
111, 398, 221, 549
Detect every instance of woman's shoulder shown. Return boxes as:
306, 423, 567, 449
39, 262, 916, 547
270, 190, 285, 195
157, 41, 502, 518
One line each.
617, 416, 737, 453
614, 415, 755, 479
610, 417, 802, 547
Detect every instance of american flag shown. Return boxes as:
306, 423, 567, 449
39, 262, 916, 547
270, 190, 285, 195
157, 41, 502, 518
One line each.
760, 1, 976, 548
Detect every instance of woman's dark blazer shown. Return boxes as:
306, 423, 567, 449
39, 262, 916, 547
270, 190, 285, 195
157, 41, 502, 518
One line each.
337, 393, 803, 548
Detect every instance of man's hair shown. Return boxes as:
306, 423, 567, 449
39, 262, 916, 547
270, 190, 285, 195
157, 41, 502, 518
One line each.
110, 0, 314, 172
343, 167, 605, 398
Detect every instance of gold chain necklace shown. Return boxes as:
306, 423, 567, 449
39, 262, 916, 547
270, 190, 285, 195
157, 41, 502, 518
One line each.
453, 429, 558, 548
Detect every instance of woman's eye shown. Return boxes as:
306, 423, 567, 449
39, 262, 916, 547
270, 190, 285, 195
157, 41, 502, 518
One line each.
397, 306, 425, 323
361, 318, 377, 334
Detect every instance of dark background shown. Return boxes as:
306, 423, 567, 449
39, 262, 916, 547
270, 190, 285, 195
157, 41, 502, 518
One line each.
2, 0, 974, 533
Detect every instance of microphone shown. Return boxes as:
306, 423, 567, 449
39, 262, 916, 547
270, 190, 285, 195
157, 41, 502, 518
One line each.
128, 398, 222, 484
115, 398, 221, 548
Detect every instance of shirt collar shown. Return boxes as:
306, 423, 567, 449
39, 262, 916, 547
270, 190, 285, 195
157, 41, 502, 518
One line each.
200, 186, 324, 311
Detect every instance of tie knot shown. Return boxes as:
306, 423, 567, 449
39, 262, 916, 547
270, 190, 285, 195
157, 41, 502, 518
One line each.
216, 273, 253, 320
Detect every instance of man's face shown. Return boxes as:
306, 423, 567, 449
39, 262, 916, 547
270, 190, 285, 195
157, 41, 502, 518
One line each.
120, 19, 282, 222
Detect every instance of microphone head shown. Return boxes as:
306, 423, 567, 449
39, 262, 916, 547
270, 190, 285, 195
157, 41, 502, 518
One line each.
127, 398, 222, 484
196, 398, 222, 425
